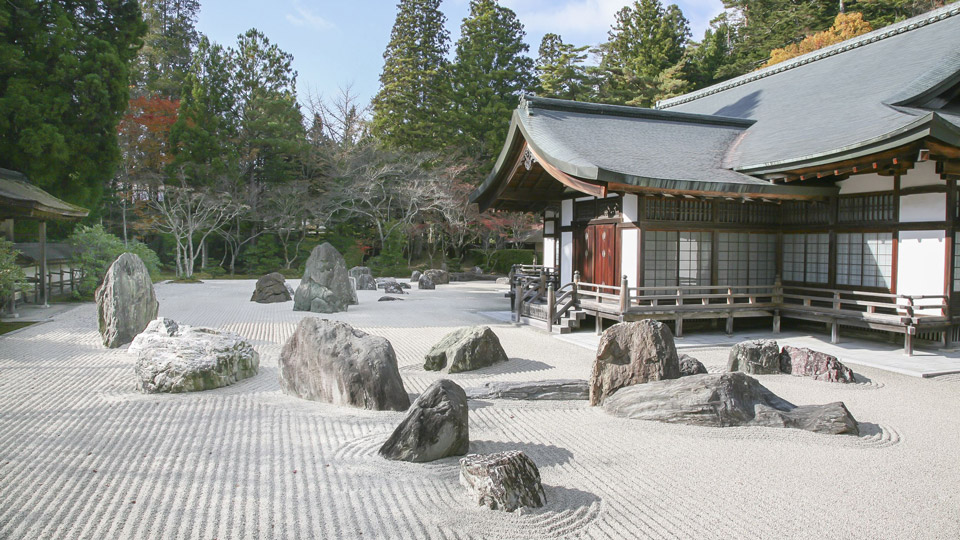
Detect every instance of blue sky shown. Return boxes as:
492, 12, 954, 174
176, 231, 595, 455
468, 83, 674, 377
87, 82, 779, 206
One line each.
196, 0, 725, 107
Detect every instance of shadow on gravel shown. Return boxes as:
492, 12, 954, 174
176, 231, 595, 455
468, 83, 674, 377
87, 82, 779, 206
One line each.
468, 440, 574, 467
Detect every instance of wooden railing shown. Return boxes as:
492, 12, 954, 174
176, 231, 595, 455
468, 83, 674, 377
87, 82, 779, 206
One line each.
517, 272, 952, 355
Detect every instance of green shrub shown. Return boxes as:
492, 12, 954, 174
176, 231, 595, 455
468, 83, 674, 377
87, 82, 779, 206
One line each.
239, 238, 284, 275
486, 249, 537, 274
0, 238, 26, 303
367, 228, 408, 277
68, 224, 161, 298
204, 266, 227, 278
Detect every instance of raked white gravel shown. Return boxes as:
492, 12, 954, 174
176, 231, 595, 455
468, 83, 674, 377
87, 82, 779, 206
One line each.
1, 279, 958, 539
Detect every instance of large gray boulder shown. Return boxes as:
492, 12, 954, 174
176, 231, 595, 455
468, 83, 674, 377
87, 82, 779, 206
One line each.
294, 243, 357, 313
727, 339, 781, 375
96, 252, 159, 348
589, 320, 680, 406
411, 270, 422, 281
278, 318, 410, 411
418, 274, 435, 290
780, 346, 856, 383
424, 326, 508, 373
349, 266, 377, 291
250, 272, 291, 303
424, 269, 449, 285
130, 318, 259, 393
603, 372, 859, 436
459, 451, 547, 512
466, 379, 589, 401
379, 379, 469, 462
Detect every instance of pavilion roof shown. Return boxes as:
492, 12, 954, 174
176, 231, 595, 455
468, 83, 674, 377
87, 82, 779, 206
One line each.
0, 168, 89, 221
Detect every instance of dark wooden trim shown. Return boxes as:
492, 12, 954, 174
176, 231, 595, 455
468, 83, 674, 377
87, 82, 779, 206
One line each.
837, 190, 895, 198
899, 184, 948, 196
891, 235, 899, 295
616, 222, 641, 230
607, 182, 828, 201
527, 145, 607, 198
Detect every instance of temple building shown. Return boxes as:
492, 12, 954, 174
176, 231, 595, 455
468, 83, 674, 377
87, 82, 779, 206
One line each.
470, 4, 960, 353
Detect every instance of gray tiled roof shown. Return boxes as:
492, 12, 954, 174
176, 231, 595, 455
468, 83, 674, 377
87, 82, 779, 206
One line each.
659, 4, 960, 173
504, 96, 834, 195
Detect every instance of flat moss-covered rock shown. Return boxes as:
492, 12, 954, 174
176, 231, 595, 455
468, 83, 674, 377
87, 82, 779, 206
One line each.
130, 318, 259, 393
603, 372, 860, 436
424, 326, 508, 373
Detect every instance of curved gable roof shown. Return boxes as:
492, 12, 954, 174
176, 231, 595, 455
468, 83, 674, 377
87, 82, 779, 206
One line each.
659, 4, 960, 173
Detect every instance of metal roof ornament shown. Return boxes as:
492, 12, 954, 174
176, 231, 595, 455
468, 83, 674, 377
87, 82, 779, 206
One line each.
522, 148, 537, 171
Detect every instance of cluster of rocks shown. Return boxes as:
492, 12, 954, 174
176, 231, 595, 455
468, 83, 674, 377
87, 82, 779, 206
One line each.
587, 321, 861, 436
294, 243, 357, 313
349, 266, 378, 291
130, 318, 260, 393
376, 278, 409, 295
250, 272, 292, 304
96, 252, 159, 348
728, 339, 856, 383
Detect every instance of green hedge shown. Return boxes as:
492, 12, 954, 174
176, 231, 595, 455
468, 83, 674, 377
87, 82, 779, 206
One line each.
485, 249, 537, 274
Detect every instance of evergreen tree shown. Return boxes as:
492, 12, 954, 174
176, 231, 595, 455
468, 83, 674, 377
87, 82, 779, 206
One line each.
536, 33, 596, 101
850, 0, 950, 27
0, 0, 146, 211
451, 0, 536, 163
683, 14, 736, 90
169, 36, 239, 184
132, 0, 201, 98
372, 0, 451, 152
597, 0, 691, 107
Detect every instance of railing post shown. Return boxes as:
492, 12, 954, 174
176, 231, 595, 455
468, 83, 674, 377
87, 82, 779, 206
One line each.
538, 269, 546, 298
516, 282, 524, 323
574, 270, 580, 284
547, 282, 555, 333
619, 275, 629, 314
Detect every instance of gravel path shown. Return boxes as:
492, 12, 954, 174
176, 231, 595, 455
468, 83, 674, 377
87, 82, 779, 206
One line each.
1, 279, 958, 539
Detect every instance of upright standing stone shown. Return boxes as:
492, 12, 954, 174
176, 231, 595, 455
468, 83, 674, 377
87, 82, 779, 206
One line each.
278, 318, 410, 411
96, 252, 159, 348
727, 339, 781, 375
379, 379, 469, 462
424, 326, 509, 373
293, 243, 357, 313
411, 270, 423, 282
418, 274, 435, 290
589, 320, 680, 405
459, 451, 547, 512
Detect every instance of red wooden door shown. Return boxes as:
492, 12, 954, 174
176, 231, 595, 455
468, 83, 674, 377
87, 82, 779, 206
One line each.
594, 223, 617, 287
577, 226, 595, 284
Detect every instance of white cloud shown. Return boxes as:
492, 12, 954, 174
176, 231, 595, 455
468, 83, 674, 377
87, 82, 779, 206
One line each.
286, 1, 334, 31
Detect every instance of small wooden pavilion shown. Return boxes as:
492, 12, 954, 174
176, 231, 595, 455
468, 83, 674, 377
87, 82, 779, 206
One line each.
0, 168, 89, 309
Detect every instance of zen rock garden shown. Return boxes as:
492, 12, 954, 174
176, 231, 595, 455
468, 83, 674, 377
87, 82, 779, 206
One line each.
91, 247, 870, 519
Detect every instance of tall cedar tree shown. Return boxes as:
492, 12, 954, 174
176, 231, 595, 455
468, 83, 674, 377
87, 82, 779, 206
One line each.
850, 0, 950, 27
169, 36, 239, 185
597, 0, 690, 107
372, 0, 451, 152
132, 0, 200, 99
451, 0, 536, 165
536, 33, 596, 102
0, 0, 146, 211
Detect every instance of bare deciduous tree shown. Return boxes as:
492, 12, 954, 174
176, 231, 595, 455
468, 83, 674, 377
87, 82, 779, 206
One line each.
152, 173, 244, 278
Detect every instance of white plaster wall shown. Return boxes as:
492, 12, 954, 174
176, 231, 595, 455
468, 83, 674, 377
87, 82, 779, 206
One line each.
561, 199, 573, 227
897, 230, 946, 304
543, 237, 557, 269
560, 232, 573, 284
900, 160, 943, 189
837, 173, 893, 194
544, 221, 555, 235
899, 193, 946, 223
622, 194, 639, 222
621, 228, 639, 287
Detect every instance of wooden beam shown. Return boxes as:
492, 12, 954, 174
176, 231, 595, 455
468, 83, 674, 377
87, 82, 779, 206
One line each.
927, 140, 960, 160
605, 182, 828, 201
526, 145, 607, 198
